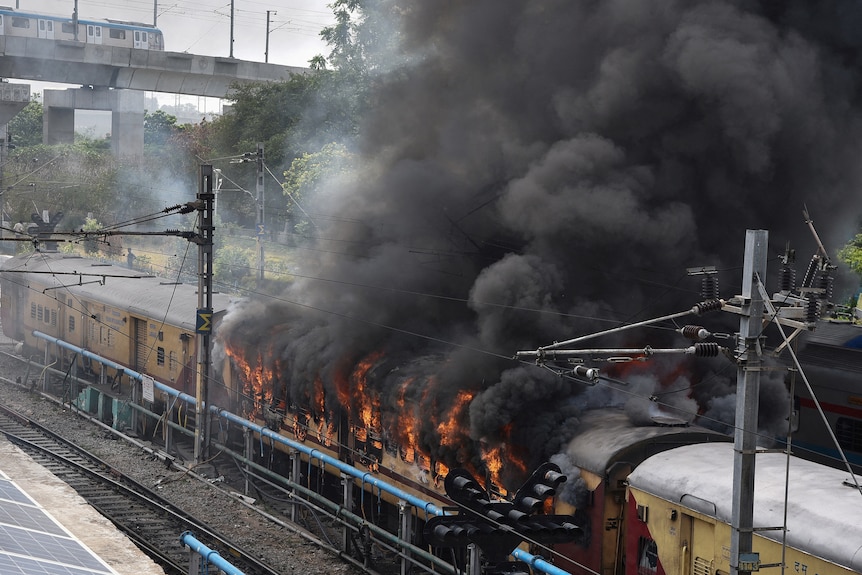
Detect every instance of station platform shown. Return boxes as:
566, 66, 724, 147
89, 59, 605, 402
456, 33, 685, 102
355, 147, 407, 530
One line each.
0, 435, 166, 575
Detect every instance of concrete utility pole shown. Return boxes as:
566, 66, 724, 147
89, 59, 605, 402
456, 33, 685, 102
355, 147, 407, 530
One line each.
193, 165, 215, 463
72, 0, 79, 41
229, 0, 235, 58
265, 11, 276, 63
256, 143, 265, 286
730, 229, 767, 575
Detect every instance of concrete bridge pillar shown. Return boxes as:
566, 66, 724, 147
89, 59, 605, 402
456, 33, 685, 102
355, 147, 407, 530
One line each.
43, 88, 145, 158
0, 83, 32, 205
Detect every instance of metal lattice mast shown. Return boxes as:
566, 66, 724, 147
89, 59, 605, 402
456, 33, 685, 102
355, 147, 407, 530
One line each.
730, 229, 768, 575
194, 164, 215, 463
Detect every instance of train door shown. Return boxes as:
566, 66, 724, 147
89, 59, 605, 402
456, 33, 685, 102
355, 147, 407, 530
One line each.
132, 317, 148, 374
133, 30, 149, 49
688, 516, 716, 575
0, 15, 5, 36
37, 19, 54, 39
86, 24, 102, 44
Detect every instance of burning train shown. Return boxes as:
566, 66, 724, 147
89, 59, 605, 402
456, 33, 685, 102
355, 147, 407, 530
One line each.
2, 249, 862, 575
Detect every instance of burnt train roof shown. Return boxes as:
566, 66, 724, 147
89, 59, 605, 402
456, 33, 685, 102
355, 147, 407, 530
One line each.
562, 409, 731, 478
628, 442, 862, 572
1, 252, 233, 331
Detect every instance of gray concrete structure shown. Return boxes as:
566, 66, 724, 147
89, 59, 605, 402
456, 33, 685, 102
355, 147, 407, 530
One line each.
0, 36, 305, 97
43, 88, 144, 157
0, 83, 30, 192
0, 35, 306, 157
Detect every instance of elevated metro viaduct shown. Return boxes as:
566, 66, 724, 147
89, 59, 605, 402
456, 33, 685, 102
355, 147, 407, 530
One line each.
0, 35, 306, 157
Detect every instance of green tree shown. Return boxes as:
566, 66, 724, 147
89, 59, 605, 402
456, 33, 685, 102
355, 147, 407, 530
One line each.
144, 109, 180, 147
81, 216, 102, 255
8, 99, 43, 148
282, 142, 354, 238
838, 233, 862, 277
215, 244, 252, 286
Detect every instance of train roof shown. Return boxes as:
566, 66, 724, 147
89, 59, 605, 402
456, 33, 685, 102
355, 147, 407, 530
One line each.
562, 409, 731, 477
1, 252, 232, 331
628, 442, 862, 572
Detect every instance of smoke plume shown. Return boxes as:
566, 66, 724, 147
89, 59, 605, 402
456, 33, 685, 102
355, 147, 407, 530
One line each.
217, 1, 862, 488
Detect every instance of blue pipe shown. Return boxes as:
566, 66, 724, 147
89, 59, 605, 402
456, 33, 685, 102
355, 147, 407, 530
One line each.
34, 331, 198, 406
513, 549, 572, 575
33, 331, 572, 575
215, 407, 446, 517
180, 531, 246, 575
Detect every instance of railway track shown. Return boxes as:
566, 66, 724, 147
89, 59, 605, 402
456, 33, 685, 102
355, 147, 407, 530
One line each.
0, 401, 284, 575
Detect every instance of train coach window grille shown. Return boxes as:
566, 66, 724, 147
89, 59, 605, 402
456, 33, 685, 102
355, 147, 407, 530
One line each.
30, 302, 36, 319
11, 17, 30, 28
169, 350, 177, 372
51, 310, 57, 327
637, 536, 658, 575
836, 417, 862, 453
157, 346, 165, 366
37, 305, 43, 322
68, 316, 75, 333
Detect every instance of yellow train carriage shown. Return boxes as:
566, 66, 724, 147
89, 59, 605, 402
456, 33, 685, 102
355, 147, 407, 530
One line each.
626, 442, 862, 575
0, 252, 232, 400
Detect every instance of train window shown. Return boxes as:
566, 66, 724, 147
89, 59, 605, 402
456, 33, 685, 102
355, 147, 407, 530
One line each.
68, 316, 75, 333
62, 23, 75, 34
30, 302, 36, 319
157, 346, 165, 366
11, 17, 30, 29
109, 28, 125, 40
637, 536, 658, 575
836, 417, 862, 453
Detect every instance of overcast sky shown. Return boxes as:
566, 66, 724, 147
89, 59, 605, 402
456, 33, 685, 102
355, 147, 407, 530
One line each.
13, 0, 335, 106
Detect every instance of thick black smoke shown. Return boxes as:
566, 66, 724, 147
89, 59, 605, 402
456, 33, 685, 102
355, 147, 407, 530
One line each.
217, 1, 862, 488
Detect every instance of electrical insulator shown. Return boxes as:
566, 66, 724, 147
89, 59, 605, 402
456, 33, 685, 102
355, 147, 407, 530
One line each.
701, 275, 719, 300
805, 297, 820, 324
779, 266, 796, 292
693, 299, 723, 315
817, 270, 833, 301
680, 325, 710, 341
801, 255, 819, 289
692, 342, 720, 357
572, 365, 599, 381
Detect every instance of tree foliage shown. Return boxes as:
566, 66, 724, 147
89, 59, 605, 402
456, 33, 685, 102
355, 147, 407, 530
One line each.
283, 143, 354, 237
838, 233, 862, 278
8, 99, 43, 148
144, 109, 180, 147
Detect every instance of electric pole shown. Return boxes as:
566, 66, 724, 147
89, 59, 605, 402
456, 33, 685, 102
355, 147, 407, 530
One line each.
730, 229, 767, 575
265, 11, 276, 63
194, 164, 215, 463
256, 143, 265, 286
229, 0, 235, 58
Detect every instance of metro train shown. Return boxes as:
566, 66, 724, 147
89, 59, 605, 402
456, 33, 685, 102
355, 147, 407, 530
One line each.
2, 250, 862, 575
0, 7, 164, 50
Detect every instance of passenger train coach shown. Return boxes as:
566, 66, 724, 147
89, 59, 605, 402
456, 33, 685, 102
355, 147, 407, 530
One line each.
0, 7, 164, 50
3, 250, 862, 575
